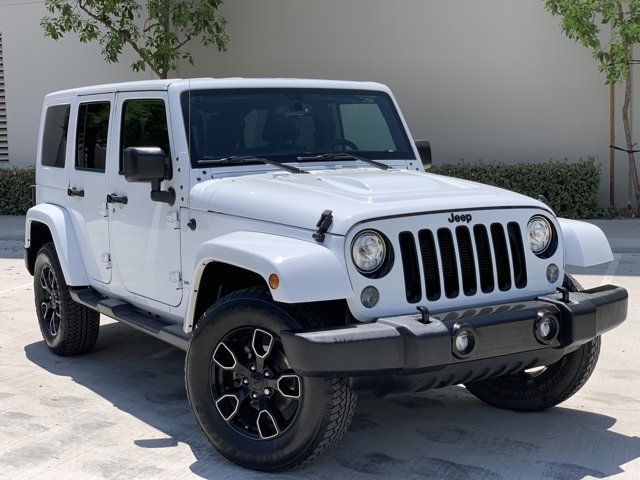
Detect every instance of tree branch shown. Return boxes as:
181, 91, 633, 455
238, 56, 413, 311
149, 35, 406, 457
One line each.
77, 1, 163, 78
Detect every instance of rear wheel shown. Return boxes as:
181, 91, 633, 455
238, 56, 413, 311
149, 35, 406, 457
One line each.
185, 287, 357, 471
33, 242, 100, 355
465, 273, 600, 411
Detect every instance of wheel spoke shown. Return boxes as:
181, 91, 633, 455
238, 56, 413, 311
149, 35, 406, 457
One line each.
47, 269, 56, 292
215, 393, 241, 421
49, 314, 58, 336
276, 374, 301, 399
40, 272, 49, 292
251, 329, 274, 360
256, 409, 280, 440
41, 302, 50, 320
212, 342, 237, 370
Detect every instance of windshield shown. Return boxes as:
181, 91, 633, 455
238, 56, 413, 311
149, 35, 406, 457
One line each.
180, 88, 414, 166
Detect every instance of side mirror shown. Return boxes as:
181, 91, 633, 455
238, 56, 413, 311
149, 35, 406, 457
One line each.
123, 146, 169, 182
123, 146, 175, 206
415, 140, 432, 169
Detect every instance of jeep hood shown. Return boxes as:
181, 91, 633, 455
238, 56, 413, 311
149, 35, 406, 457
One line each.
190, 168, 548, 235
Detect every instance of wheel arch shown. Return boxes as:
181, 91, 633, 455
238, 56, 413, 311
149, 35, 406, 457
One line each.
25, 204, 89, 285
185, 232, 354, 331
558, 218, 614, 267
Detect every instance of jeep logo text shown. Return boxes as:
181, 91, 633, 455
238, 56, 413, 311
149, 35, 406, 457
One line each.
448, 213, 472, 223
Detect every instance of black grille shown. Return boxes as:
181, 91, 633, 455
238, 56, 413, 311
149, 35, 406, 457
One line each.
490, 223, 511, 291
418, 229, 441, 301
507, 222, 527, 289
399, 232, 422, 303
473, 225, 495, 293
456, 226, 477, 296
399, 220, 527, 302
437, 228, 459, 298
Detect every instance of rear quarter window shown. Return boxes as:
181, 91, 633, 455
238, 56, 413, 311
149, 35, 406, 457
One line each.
41, 105, 70, 168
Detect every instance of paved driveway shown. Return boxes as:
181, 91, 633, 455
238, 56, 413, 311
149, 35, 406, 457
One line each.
1, 238, 640, 479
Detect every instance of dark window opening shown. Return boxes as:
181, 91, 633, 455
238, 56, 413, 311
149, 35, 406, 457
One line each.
41, 105, 70, 168
76, 102, 111, 172
180, 88, 414, 166
120, 99, 170, 172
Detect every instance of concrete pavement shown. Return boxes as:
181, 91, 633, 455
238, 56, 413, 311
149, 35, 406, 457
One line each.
1, 217, 640, 479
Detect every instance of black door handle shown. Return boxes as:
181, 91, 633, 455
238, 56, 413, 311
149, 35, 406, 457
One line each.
67, 187, 85, 197
107, 194, 128, 205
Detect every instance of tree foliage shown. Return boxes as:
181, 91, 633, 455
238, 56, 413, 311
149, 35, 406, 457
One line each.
544, 0, 640, 208
41, 0, 229, 78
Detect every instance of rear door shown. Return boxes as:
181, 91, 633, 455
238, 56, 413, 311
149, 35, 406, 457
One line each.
108, 91, 182, 306
66, 96, 114, 284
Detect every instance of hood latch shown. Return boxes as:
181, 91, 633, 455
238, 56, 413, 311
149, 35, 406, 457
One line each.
313, 210, 334, 243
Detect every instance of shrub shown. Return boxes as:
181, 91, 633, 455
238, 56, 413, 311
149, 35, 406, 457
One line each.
0, 168, 36, 215
429, 158, 607, 219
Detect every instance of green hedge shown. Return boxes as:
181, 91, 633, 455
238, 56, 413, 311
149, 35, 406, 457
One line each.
429, 158, 607, 219
0, 159, 606, 218
0, 168, 36, 215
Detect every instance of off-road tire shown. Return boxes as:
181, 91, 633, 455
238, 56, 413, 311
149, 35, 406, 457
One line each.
465, 336, 600, 411
33, 242, 100, 355
465, 273, 600, 411
185, 287, 357, 471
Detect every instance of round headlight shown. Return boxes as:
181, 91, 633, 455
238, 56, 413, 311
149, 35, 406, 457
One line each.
352, 230, 386, 273
527, 216, 553, 255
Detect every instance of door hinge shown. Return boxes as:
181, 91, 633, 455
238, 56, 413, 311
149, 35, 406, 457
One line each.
101, 253, 112, 269
99, 202, 109, 217
169, 271, 183, 288
167, 211, 180, 230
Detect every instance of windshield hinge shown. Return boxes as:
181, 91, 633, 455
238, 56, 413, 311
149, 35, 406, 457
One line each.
101, 253, 112, 269
167, 211, 180, 230
313, 210, 333, 243
169, 271, 183, 289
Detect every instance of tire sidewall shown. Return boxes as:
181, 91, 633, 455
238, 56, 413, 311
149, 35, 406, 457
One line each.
185, 294, 329, 471
33, 244, 68, 350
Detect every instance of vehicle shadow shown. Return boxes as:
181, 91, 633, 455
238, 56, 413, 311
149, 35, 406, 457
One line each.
24, 321, 640, 480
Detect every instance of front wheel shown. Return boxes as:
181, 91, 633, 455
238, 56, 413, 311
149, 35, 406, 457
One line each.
465, 273, 600, 411
185, 288, 357, 471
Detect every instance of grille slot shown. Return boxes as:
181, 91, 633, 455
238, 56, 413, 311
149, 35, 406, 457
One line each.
490, 223, 512, 291
437, 228, 459, 298
456, 226, 477, 296
398, 218, 527, 303
418, 229, 441, 301
507, 222, 527, 289
473, 224, 495, 293
399, 232, 422, 303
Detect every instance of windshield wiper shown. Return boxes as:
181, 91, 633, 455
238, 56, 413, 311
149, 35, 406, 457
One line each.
199, 155, 308, 174
296, 153, 390, 170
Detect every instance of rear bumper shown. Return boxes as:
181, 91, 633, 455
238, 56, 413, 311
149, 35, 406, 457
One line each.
280, 285, 627, 380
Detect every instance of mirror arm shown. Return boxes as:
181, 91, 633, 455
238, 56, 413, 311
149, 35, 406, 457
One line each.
150, 178, 176, 206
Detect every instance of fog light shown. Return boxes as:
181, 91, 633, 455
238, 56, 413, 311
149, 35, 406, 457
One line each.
452, 323, 477, 359
360, 286, 379, 308
546, 263, 559, 283
534, 311, 559, 345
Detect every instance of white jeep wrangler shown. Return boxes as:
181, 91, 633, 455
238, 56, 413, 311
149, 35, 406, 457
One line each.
25, 78, 627, 471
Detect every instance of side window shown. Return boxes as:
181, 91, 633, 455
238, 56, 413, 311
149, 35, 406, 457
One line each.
41, 105, 70, 168
120, 99, 170, 172
339, 103, 395, 152
76, 102, 111, 172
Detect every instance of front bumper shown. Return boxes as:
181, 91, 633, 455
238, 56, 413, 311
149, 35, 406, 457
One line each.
280, 285, 627, 381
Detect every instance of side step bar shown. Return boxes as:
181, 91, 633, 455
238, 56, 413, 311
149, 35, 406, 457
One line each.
69, 288, 191, 351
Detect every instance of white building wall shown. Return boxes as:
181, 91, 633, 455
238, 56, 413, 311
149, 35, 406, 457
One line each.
1, 0, 637, 207
179, 0, 636, 208
0, 1, 152, 169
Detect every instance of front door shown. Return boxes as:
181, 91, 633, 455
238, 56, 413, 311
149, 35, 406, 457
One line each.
67, 96, 114, 284
108, 92, 182, 306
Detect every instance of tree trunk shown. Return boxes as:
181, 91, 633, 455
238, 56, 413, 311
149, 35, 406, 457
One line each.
622, 70, 640, 210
